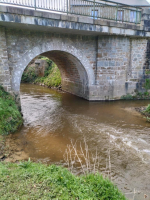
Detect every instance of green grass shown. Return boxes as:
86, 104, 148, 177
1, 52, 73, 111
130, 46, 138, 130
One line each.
0, 161, 126, 200
0, 86, 23, 135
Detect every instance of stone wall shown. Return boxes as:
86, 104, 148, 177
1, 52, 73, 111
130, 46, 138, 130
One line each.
95, 36, 130, 100
42, 51, 90, 98
89, 36, 148, 100
0, 27, 11, 92
0, 25, 149, 102
5, 28, 96, 100
129, 39, 147, 91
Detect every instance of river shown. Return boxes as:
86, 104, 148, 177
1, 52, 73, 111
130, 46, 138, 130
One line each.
9, 83, 150, 199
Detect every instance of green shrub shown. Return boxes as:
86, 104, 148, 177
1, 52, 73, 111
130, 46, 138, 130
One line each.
34, 61, 61, 88
22, 57, 61, 88
145, 70, 150, 75
146, 117, 150, 122
121, 94, 133, 100
22, 67, 38, 83
145, 104, 150, 114
40, 56, 52, 66
144, 91, 149, 96
0, 162, 126, 200
145, 79, 150, 90
137, 92, 143, 97
0, 86, 23, 135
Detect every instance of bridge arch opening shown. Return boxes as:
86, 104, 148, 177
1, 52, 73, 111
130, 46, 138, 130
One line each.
20, 50, 89, 100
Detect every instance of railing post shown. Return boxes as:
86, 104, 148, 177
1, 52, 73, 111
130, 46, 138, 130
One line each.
34, 0, 36, 10
94, 0, 95, 19
136, 8, 137, 24
67, 0, 69, 15
140, 10, 142, 24
116, 4, 118, 21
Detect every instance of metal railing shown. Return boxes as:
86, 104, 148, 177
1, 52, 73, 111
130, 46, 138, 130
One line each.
0, 0, 142, 24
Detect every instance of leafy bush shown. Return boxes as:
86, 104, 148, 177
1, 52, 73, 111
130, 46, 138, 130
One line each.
40, 56, 52, 66
22, 57, 61, 88
121, 94, 133, 100
144, 91, 149, 97
145, 70, 150, 75
145, 104, 150, 114
0, 162, 126, 200
0, 86, 23, 135
22, 67, 38, 83
34, 61, 61, 88
146, 117, 150, 122
145, 79, 150, 90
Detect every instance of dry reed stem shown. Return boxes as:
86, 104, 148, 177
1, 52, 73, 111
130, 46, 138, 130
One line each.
64, 137, 112, 177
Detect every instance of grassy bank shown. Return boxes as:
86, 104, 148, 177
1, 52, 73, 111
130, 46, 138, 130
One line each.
0, 86, 23, 135
22, 57, 61, 88
0, 161, 126, 200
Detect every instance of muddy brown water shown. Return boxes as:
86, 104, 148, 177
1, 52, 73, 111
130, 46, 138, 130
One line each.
9, 83, 150, 199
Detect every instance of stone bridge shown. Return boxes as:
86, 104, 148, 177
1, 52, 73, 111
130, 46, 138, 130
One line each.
1, 5, 150, 103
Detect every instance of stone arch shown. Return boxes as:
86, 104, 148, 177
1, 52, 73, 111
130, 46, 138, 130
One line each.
11, 39, 95, 100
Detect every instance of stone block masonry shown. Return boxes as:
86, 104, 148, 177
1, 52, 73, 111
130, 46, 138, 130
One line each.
0, 27, 11, 92
0, 6, 150, 102
4, 28, 96, 101
96, 36, 130, 100
0, 26, 149, 102
129, 39, 147, 91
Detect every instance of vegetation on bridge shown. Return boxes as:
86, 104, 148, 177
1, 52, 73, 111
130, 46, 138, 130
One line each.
0, 161, 126, 200
0, 86, 23, 136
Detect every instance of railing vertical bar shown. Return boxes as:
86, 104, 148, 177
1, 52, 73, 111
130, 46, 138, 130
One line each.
81, 0, 83, 15
136, 8, 137, 24
79, 0, 81, 15
83, 0, 84, 16
67, 0, 68, 15
116, 4, 118, 21
85, 0, 86, 16
34, 0, 36, 10
93, 0, 95, 19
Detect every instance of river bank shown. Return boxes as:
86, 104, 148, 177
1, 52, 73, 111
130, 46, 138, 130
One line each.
0, 161, 126, 200
0, 85, 23, 162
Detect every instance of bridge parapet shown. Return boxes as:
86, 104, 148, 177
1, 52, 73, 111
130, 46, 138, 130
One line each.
0, 0, 142, 25
0, 5, 148, 38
